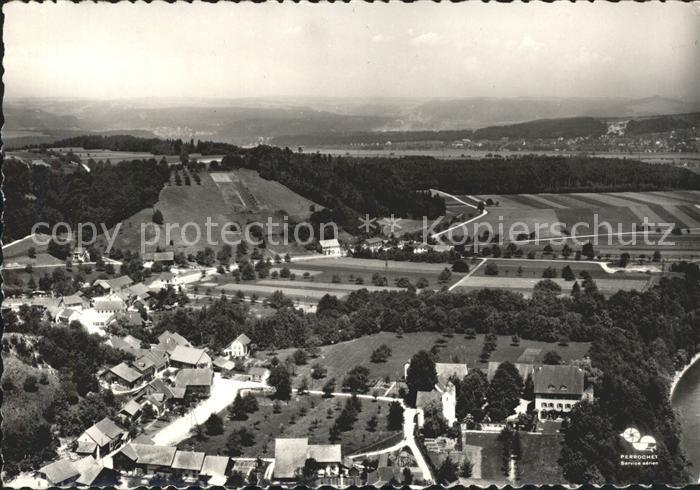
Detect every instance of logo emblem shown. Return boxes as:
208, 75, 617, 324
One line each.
621, 427, 657, 452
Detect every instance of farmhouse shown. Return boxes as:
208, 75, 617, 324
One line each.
71, 247, 91, 263
113, 443, 177, 476
224, 333, 251, 358
212, 356, 237, 377
199, 455, 232, 486
38, 459, 80, 487
533, 365, 587, 420
72, 456, 120, 487
158, 330, 192, 353
106, 362, 144, 388
486, 361, 533, 383
55, 308, 81, 325
94, 299, 127, 315
319, 239, 342, 257
435, 362, 468, 387
169, 345, 212, 368
61, 293, 87, 310
106, 334, 142, 356
94, 276, 134, 294
363, 237, 385, 252
171, 450, 206, 480
273, 438, 343, 481
175, 368, 214, 398
119, 399, 143, 423
147, 271, 177, 290
76, 417, 125, 459
126, 282, 151, 301
143, 251, 175, 265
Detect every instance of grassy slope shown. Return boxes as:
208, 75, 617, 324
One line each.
256, 331, 591, 389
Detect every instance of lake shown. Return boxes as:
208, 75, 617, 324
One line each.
672, 357, 700, 482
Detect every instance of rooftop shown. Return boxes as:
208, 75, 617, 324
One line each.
172, 450, 206, 471
170, 345, 211, 366
39, 459, 79, 484
175, 368, 214, 387
109, 362, 143, 384
84, 417, 124, 447
533, 365, 585, 396
120, 443, 177, 467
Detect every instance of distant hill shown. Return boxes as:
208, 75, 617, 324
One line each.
625, 113, 700, 135
5, 96, 699, 147
473, 117, 607, 140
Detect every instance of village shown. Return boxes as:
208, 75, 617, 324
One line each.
3, 239, 596, 487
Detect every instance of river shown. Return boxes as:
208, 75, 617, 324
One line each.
672, 357, 700, 482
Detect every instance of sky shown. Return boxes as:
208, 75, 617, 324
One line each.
4, 1, 700, 100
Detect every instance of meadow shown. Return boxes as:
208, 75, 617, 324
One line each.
255, 331, 591, 390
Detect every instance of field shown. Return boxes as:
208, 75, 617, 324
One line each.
517, 433, 566, 484
452, 258, 654, 295
48, 147, 182, 164
97, 169, 319, 255
255, 331, 591, 389
186, 257, 466, 307
178, 391, 401, 457
443, 191, 700, 243
462, 432, 509, 484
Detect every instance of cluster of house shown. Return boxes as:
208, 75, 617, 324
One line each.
113, 444, 238, 486
406, 359, 591, 428
272, 438, 362, 485
360, 237, 454, 255
40, 437, 247, 487
317, 237, 455, 258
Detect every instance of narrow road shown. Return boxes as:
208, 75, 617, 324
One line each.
322, 389, 433, 483
430, 190, 488, 239
149, 375, 263, 446
449, 258, 486, 291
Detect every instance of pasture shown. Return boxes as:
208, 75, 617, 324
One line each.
255, 331, 591, 389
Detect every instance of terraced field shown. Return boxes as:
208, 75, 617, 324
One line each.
440, 191, 700, 248
472, 191, 700, 233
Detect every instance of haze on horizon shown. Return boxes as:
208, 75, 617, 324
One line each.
4, 2, 700, 102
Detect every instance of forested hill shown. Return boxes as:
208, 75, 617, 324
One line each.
223, 146, 700, 199
473, 116, 607, 140
362, 155, 700, 195
221, 146, 447, 229
40, 134, 240, 156
4, 158, 170, 242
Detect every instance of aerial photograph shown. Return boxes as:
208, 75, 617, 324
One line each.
1, 1, 700, 487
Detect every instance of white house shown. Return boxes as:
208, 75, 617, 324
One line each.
224, 333, 251, 358
319, 239, 342, 257
71, 247, 91, 263
415, 382, 458, 427
533, 364, 587, 420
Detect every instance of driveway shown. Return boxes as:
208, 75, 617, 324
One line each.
150, 374, 263, 446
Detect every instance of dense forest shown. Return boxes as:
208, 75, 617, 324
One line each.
625, 114, 699, 135
270, 129, 476, 147
221, 146, 447, 229
473, 117, 607, 140
39, 134, 240, 156
347, 154, 700, 195
3, 158, 170, 242
146, 266, 699, 485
